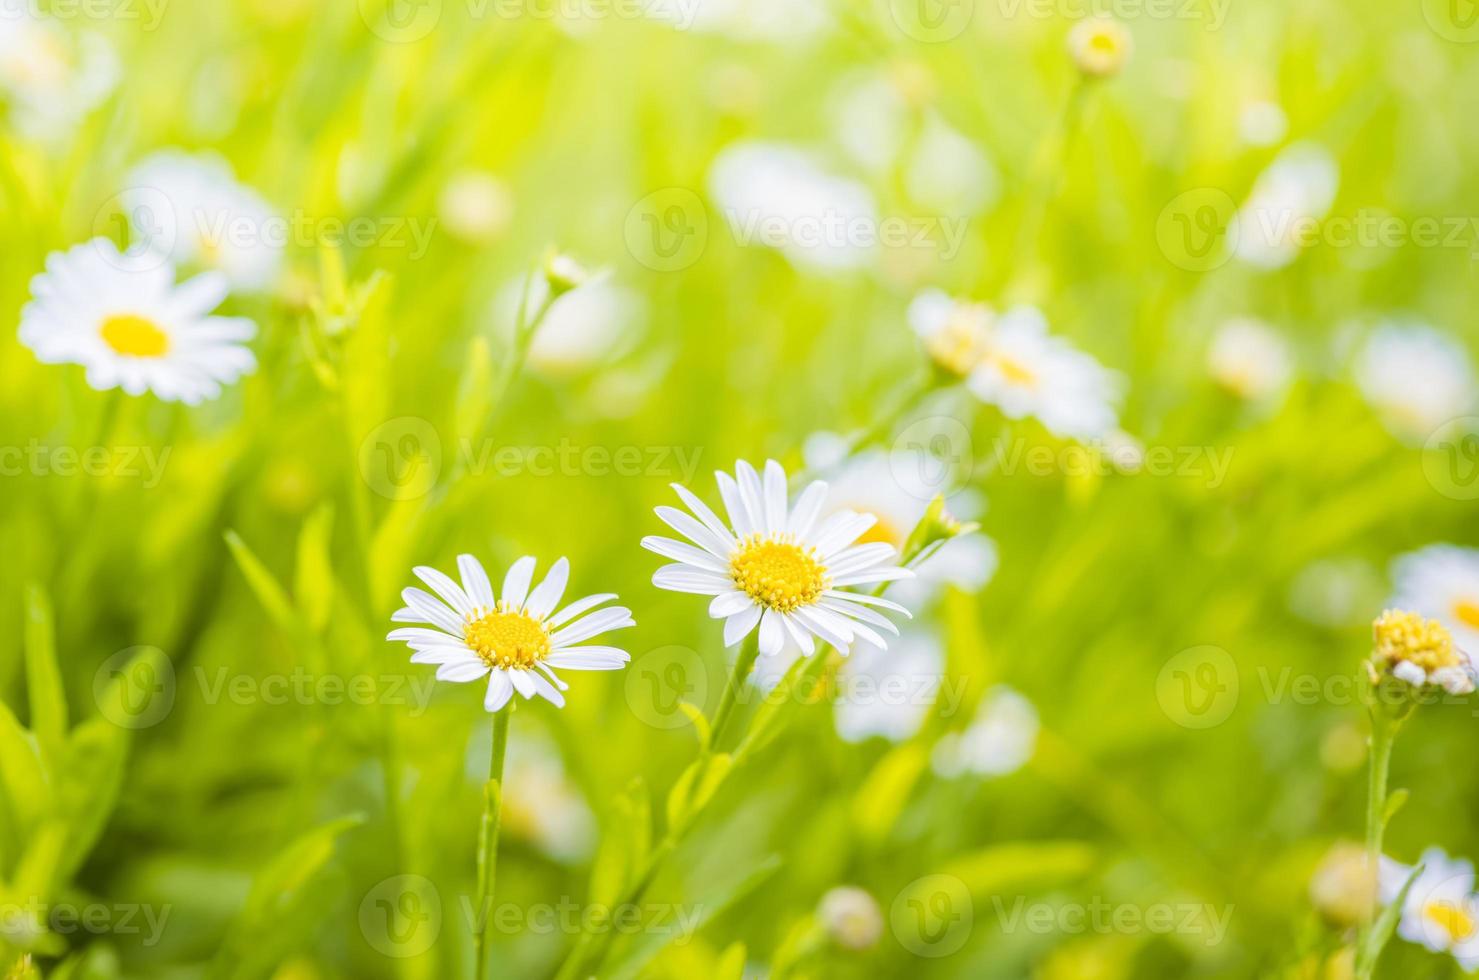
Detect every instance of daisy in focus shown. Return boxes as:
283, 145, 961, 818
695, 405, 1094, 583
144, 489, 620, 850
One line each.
388, 555, 634, 711
1391, 545, 1479, 654
1368, 609, 1474, 695
1355, 322, 1476, 443
19, 239, 257, 404
123, 150, 284, 292
1379, 848, 1479, 970
965, 305, 1122, 440
643, 459, 913, 657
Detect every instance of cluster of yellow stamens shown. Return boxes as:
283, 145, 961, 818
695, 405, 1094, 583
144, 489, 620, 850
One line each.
100, 314, 170, 358
1426, 899, 1478, 944
463, 607, 551, 669
1372, 609, 1459, 672
730, 534, 830, 613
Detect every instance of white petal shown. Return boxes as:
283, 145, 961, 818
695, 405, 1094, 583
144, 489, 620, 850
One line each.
548, 593, 618, 628
508, 669, 537, 698
502, 556, 537, 611
819, 598, 900, 635
812, 511, 877, 558
828, 542, 900, 575
546, 648, 631, 670
458, 554, 496, 609
758, 609, 785, 656
414, 565, 475, 617
436, 659, 489, 682
724, 604, 763, 646
709, 591, 753, 618
736, 461, 770, 534
670, 483, 738, 549
551, 606, 636, 646
793, 606, 853, 649
787, 480, 829, 538
484, 670, 515, 711
653, 564, 733, 595
716, 471, 758, 539
401, 588, 466, 635
642, 535, 729, 573
762, 458, 789, 531
780, 614, 816, 656
655, 506, 733, 559
822, 590, 913, 617
388, 627, 464, 646
833, 568, 914, 587
524, 557, 570, 619
526, 670, 566, 707
411, 647, 475, 664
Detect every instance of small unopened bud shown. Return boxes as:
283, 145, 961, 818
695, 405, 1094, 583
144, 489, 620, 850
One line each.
1309, 843, 1375, 930
818, 886, 883, 950
543, 251, 590, 297
1067, 16, 1132, 78
902, 494, 979, 566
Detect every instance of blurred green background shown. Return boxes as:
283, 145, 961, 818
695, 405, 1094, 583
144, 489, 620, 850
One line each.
2, 0, 1479, 977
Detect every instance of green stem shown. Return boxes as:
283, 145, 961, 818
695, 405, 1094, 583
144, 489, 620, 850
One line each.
709, 634, 761, 749
1355, 710, 1397, 980
473, 707, 512, 980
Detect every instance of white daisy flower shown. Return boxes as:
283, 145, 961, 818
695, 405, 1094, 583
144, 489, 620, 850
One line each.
908, 288, 995, 378
1392, 545, 1479, 656
707, 141, 878, 273
647, 0, 830, 43
1207, 316, 1294, 403
1067, 15, 1133, 78
932, 685, 1039, 778
965, 306, 1122, 440
818, 887, 884, 950
387, 554, 635, 712
438, 170, 514, 246
0, 6, 118, 142
123, 150, 284, 292
1380, 848, 1479, 970
492, 272, 644, 375
18, 238, 257, 404
1229, 142, 1339, 270
643, 459, 914, 658
1355, 322, 1476, 443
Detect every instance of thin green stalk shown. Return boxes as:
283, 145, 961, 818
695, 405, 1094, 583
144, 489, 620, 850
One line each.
473, 706, 513, 980
1355, 710, 1398, 980
709, 634, 761, 749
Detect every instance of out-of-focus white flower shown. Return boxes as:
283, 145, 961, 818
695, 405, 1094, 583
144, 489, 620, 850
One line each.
803, 443, 996, 607
932, 685, 1039, 778
907, 289, 994, 377
1067, 16, 1132, 78
1392, 545, 1479, 656
1354, 323, 1475, 442
1230, 142, 1339, 270
834, 629, 943, 744
707, 141, 878, 272
648, 0, 830, 43
124, 151, 283, 292
0, 5, 117, 142
830, 73, 997, 217
19, 239, 256, 404
1380, 848, 1479, 970
818, 886, 884, 950
1238, 101, 1288, 147
1310, 842, 1375, 929
438, 170, 513, 246
497, 734, 596, 863
1207, 317, 1294, 403
644, 459, 914, 657
966, 306, 1122, 440
494, 273, 645, 375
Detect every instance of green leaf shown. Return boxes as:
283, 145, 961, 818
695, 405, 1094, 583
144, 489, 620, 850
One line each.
208, 814, 364, 980
1364, 862, 1423, 972
588, 779, 653, 909
23, 583, 66, 758
940, 840, 1098, 896
1382, 788, 1410, 827
677, 702, 712, 752
714, 942, 747, 980
54, 715, 130, 880
225, 530, 310, 644
294, 503, 337, 636
0, 701, 49, 859
851, 743, 929, 843
454, 333, 495, 447
665, 754, 732, 835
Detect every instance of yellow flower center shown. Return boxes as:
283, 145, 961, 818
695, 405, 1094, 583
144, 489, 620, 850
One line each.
994, 352, 1038, 388
1425, 899, 1476, 944
1088, 30, 1119, 55
463, 609, 551, 669
730, 535, 830, 613
854, 514, 902, 548
926, 305, 992, 376
100, 314, 170, 358
1373, 609, 1459, 672
1454, 599, 1479, 631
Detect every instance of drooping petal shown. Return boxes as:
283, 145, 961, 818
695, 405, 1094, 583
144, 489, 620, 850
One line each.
723, 605, 762, 646
484, 670, 515, 711
526, 670, 566, 708
780, 614, 816, 656
758, 609, 785, 656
